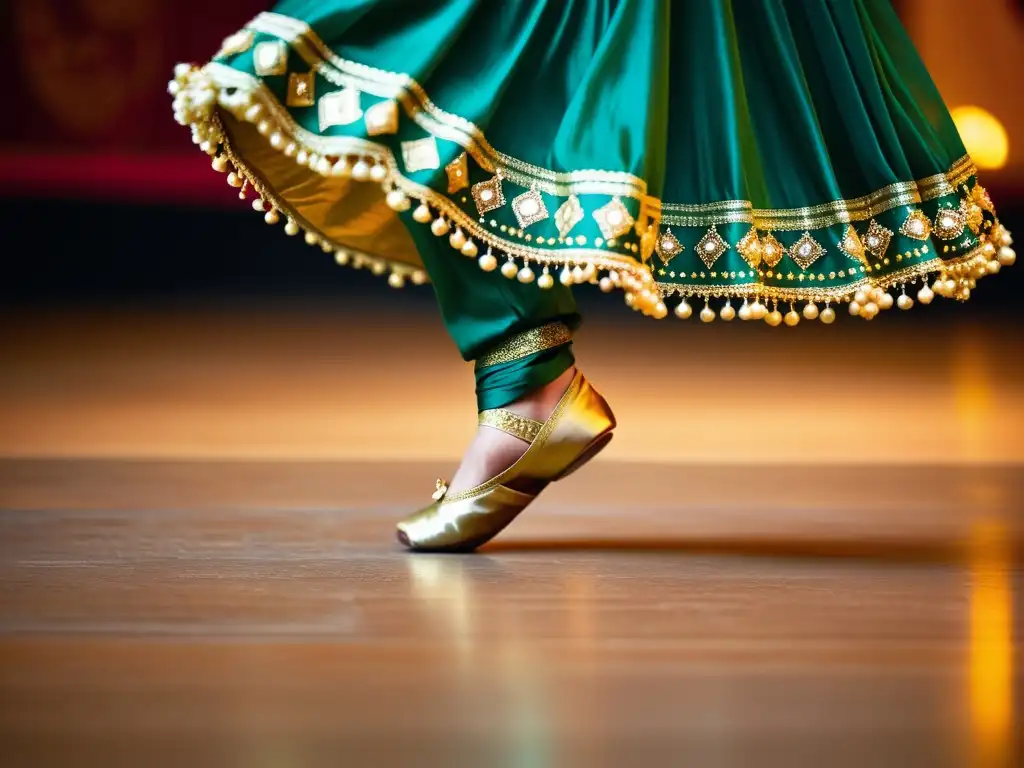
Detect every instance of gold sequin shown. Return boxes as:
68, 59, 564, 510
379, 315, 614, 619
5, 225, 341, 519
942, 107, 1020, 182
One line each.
512, 188, 549, 229
475, 322, 572, 369
364, 99, 399, 135
286, 72, 315, 107
472, 174, 505, 216
863, 219, 893, 258
789, 232, 825, 270
899, 209, 932, 241
445, 152, 469, 194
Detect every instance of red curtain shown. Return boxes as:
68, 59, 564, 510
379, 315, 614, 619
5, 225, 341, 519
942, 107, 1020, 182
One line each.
0, 0, 269, 203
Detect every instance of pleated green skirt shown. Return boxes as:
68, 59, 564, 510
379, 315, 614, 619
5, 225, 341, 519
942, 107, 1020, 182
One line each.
171, 0, 1014, 403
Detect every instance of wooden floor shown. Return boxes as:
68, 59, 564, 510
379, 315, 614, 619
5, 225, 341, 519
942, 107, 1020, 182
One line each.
0, 306, 1021, 767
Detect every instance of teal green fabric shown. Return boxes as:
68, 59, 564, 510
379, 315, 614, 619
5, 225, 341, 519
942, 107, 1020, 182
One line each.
191, 0, 1005, 404
401, 207, 579, 410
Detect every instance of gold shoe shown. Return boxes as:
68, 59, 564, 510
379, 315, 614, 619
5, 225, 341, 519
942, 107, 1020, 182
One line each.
396, 371, 615, 552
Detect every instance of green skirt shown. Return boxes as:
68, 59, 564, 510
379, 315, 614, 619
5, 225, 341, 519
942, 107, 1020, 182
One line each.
171, 0, 1014, 327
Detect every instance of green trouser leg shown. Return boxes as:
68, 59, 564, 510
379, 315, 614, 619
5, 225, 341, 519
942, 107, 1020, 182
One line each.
401, 210, 580, 412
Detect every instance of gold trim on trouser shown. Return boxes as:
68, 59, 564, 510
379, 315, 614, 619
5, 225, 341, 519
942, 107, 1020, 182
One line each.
478, 409, 544, 441
474, 322, 572, 369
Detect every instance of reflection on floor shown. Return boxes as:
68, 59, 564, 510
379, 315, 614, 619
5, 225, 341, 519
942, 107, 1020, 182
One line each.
0, 307, 1020, 767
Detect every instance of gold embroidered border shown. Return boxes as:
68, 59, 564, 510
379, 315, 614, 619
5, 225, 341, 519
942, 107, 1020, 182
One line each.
655, 242, 989, 303
249, 13, 653, 200
246, 13, 976, 231
478, 409, 543, 442
475, 322, 572, 369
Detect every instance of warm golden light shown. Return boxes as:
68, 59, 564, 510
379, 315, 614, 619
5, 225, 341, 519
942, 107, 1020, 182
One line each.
968, 520, 1014, 768
951, 106, 1009, 170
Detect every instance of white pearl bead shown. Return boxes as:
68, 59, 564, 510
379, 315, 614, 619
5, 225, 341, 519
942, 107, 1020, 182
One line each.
211, 156, 229, 173
878, 293, 894, 310
559, 267, 574, 286
385, 189, 410, 211
700, 305, 716, 323
331, 159, 350, 177
478, 253, 498, 272
517, 266, 535, 283
572, 265, 585, 283
917, 285, 934, 304
998, 246, 1016, 266
460, 240, 478, 258
284, 220, 300, 236
861, 302, 878, 319
334, 251, 350, 266
599, 277, 614, 293
388, 272, 405, 289
264, 210, 280, 225
257, 120, 271, 136
581, 263, 596, 282
943, 279, 956, 295
738, 301, 752, 321
304, 232, 319, 246
625, 293, 636, 309
501, 260, 519, 279
244, 104, 263, 122
296, 150, 309, 166
284, 143, 298, 157
897, 294, 914, 310
848, 301, 862, 316
369, 164, 387, 182
820, 307, 836, 324
449, 229, 467, 250
719, 302, 736, 321
987, 260, 1001, 275
412, 204, 432, 224
765, 310, 782, 327
251, 198, 265, 212
430, 217, 450, 236
803, 302, 819, 320
269, 132, 284, 149
675, 300, 692, 319
608, 270, 620, 286
351, 159, 371, 181
653, 301, 668, 319
854, 290, 868, 305
538, 272, 554, 290
784, 310, 800, 327
371, 262, 387, 276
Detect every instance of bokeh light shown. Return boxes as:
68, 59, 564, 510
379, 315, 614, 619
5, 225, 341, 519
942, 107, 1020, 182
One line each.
951, 106, 1010, 170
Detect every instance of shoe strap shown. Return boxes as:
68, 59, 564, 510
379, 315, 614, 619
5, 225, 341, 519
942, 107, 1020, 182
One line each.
478, 408, 544, 443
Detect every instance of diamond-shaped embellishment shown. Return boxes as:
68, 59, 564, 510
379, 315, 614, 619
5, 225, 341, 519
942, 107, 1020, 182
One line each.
445, 153, 469, 194
472, 175, 505, 215
654, 228, 683, 265
899, 210, 932, 241
555, 195, 584, 238
401, 137, 440, 173
318, 88, 362, 131
761, 233, 785, 268
364, 100, 399, 135
217, 30, 254, 58
253, 41, 288, 76
933, 205, 966, 240
863, 219, 893, 258
593, 197, 635, 240
790, 232, 825, 270
695, 226, 729, 269
512, 188, 549, 229
838, 225, 867, 263
736, 227, 762, 268
286, 72, 315, 107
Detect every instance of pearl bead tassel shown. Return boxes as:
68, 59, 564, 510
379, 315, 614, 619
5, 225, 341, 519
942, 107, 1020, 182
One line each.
699, 302, 715, 323
388, 272, 405, 289
478, 250, 498, 272
351, 159, 371, 181
537, 269, 554, 290
430, 217, 450, 236
675, 299, 692, 319
460, 240, 478, 258
803, 302, 819, 320
448, 228, 466, 250
820, 306, 836, 324
500, 259, 519, 279
719, 301, 736, 321
412, 204, 432, 224
517, 265, 535, 283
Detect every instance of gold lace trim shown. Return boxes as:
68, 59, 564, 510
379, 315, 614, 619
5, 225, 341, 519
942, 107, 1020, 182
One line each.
475, 322, 572, 369
478, 409, 543, 442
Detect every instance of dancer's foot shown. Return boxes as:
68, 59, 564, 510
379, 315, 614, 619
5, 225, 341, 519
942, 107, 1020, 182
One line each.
443, 367, 576, 497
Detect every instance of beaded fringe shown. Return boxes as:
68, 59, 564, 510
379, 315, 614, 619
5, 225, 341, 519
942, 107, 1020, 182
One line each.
170, 63, 1015, 325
